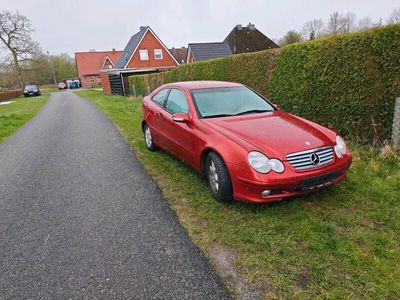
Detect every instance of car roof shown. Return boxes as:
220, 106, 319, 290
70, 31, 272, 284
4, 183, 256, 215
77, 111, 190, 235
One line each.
162, 81, 243, 90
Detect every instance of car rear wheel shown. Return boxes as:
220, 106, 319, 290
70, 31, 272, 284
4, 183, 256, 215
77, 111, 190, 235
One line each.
143, 123, 157, 151
206, 152, 233, 202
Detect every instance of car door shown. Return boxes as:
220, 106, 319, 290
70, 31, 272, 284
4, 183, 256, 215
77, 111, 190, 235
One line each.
161, 88, 195, 164
147, 88, 170, 149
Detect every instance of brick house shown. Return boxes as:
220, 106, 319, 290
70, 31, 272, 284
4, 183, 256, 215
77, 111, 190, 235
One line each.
186, 23, 278, 63
169, 47, 188, 64
186, 42, 232, 63
101, 26, 179, 95
224, 23, 279, 54
75, 50, 122, 88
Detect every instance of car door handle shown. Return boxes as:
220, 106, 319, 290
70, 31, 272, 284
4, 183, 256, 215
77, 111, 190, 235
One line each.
157, 112, 164, 119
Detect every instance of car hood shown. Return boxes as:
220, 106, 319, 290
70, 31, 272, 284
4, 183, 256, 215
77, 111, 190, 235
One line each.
203, 111, 335, 160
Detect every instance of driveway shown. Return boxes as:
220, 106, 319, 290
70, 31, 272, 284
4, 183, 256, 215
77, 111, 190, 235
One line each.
0, 92, 229, 299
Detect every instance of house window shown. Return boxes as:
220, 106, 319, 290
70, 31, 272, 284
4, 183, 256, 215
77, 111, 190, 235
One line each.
89, 77, 95, 83
139, 49, 149, 60
154, 49, 163, 60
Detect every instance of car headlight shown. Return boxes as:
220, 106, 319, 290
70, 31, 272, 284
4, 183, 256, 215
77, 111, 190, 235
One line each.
248, 151, 285, 174
334, 135, 347, 158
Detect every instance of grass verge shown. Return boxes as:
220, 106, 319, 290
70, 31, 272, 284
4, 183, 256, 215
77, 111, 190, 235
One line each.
77, 90, 400, 299
0, 94, 50, 144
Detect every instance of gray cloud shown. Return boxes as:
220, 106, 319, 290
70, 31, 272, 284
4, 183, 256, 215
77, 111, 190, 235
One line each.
0, 0, 398, 56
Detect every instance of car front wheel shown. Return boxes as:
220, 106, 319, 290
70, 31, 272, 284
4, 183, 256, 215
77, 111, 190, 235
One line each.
143, 123, 156, 151
206, 152, 233, 202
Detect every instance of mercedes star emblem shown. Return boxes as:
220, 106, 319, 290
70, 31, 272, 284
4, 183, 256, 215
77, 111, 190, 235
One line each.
310, 153, 320, 165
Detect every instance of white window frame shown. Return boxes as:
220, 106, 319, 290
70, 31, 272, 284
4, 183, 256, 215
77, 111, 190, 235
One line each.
154, 49, 163, 60
89, 77, 95, 83
139, 49, 149, 61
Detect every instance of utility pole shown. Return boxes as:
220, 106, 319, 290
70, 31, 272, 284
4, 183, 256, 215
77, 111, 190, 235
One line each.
46, 51, 57, 86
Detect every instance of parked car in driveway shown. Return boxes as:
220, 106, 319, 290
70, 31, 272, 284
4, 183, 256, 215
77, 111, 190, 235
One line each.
68, 81, 79, 89
142, 81, 352, 203
23, 84, 41, 97
58, 82, 67, 89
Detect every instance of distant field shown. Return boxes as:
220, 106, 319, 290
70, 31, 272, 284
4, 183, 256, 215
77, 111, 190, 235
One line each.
0, 94, 49, 144
77, 90, 400, 299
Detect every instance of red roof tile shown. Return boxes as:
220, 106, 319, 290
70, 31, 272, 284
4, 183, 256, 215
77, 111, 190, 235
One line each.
75, 50, 122, 76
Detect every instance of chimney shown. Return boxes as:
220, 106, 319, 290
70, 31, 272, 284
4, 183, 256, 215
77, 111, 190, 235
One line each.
140, 26, 147, 31
236, 24, 242, 30
247, 23, 255, 30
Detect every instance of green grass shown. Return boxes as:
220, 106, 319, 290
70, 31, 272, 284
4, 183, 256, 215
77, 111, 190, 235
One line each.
0, 94, 49, 143
77, 90, 400, 299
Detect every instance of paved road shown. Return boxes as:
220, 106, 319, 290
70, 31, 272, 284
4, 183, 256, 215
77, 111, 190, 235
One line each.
0, 92, 229, 299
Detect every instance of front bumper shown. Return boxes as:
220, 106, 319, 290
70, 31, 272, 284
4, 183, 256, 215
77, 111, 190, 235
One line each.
24, 92, 40, 96
227, 154, 352, 203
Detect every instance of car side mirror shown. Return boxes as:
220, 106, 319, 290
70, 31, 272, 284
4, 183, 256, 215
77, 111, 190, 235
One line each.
274, 104, 280, 110
172, 113, 190, 124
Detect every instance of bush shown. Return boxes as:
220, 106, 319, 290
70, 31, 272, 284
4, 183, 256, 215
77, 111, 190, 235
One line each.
128, 24, 400, 144
270, 24, 400, 143
129, 49, 280, 98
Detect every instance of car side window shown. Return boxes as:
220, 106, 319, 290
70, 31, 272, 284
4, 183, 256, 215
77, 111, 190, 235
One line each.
165, 89, 189, 114
152, 89, 169, 106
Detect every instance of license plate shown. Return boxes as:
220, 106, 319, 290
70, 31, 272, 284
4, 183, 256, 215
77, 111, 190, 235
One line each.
298, 171, 338, 191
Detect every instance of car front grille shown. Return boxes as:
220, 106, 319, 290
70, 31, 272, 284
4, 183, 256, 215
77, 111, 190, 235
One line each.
286, 146, 334, 170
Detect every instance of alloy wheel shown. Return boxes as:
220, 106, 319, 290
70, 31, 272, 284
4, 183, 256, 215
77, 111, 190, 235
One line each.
208, 160, 219, 192
145, 126, 152, 148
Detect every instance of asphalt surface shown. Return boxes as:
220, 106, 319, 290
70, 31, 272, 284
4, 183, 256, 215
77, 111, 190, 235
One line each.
0, 91, 229, 299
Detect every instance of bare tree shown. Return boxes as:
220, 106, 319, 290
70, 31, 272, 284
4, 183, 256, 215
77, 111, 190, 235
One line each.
357, 17, 382, 30
387, 8, 400, 24
327, 12, 342, 35
0, 10, 39, 87
327, 11, 356, 35
279, 30, 303, 46
341, 12, 356, 33
302, 19, 325, 40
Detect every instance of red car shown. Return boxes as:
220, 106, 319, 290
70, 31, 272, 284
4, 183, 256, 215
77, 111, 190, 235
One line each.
142, 81, 351, 203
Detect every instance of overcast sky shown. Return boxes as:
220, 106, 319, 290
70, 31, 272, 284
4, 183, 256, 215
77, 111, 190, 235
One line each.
0, 0, 399, 57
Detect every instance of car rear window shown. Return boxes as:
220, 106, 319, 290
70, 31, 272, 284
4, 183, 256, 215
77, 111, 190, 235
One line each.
152, 89, 170, 106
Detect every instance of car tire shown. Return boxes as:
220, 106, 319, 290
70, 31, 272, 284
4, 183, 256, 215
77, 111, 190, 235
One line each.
143, 123, 157, 151
206, 152, 233, 202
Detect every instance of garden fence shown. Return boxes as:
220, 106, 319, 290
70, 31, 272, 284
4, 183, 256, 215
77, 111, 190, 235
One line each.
0, 90, 23, 103
392, 97, 400, 151
129, 86, 148, 97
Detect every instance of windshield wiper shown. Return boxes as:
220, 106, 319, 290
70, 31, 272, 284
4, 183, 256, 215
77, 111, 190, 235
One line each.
203, 114, 236, 118
234, 109, 272, 116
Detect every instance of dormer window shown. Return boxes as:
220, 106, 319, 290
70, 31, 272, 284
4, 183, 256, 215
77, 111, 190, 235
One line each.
154, 49, 163, 60
139, 50, 149, 60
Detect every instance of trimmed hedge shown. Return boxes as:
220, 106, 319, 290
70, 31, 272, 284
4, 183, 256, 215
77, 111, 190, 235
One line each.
129, 24, 400, 143
270, 24, 400, 143
128, 49, 280, 98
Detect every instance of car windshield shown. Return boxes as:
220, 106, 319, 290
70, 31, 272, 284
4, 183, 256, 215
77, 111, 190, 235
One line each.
191, 86, 275, 118
25, 85, 37, 90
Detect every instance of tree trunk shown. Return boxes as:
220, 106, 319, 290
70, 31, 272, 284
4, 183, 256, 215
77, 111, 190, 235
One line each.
11, 51, 24, 88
